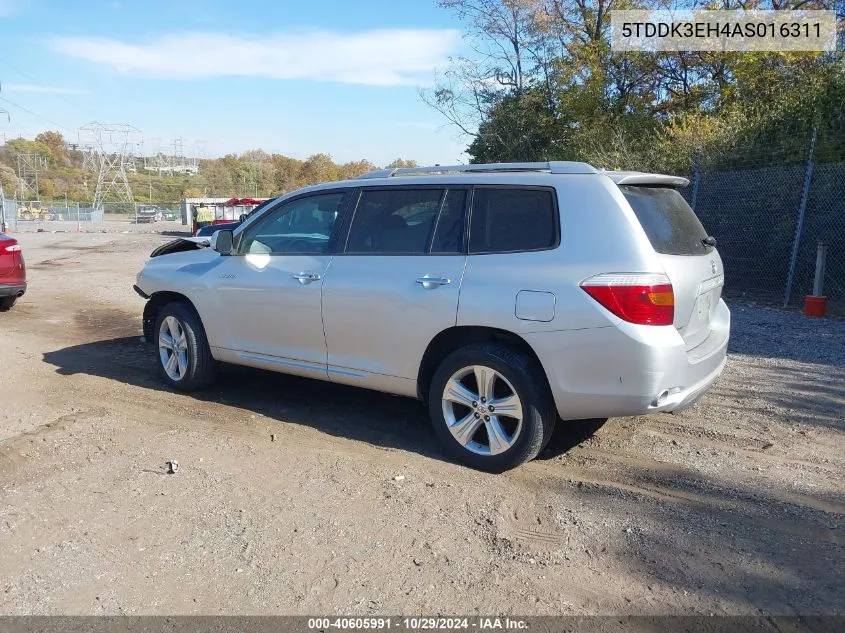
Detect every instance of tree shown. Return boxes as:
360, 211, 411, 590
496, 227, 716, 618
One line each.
386, 158, 419, 168
426, 0, 845, 170
300, 153, 339, 184
34, 131, 70, 167
0, 135, 417, 202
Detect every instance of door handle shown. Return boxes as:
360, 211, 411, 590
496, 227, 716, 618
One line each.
293, 272, 321, 284
416, 275, 451, 289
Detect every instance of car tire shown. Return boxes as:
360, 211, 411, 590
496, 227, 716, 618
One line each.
428, 342, 556, 472
0, 297, 17, 311
154, 301, 217, 391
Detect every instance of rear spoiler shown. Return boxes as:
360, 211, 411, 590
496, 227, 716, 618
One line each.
603, 171, 690, 188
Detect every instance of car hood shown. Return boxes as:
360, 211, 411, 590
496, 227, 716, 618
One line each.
150, 236, 210, 258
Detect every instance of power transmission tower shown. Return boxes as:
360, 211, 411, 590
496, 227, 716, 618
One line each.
15, 153, 47, 200
171, 137, 198, 175
79, 122, 142, 209
82, 147, 97, 172
143, 137, 173, 175
68, 143, 97, 172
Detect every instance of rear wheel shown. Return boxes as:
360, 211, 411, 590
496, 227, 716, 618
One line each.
0, 297, 17, 311
154, 302, 217, 391
428, 343, 556, 472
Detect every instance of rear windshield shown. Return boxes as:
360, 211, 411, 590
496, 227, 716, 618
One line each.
620, 185, 713, 256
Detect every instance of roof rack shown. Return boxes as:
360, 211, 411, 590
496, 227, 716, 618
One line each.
357, 161, 598, 179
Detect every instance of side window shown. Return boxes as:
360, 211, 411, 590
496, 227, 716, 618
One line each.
430, 189, 467, 254
469, 188, 557, 254
239, 192, 346, 255
345, 188, 443, 254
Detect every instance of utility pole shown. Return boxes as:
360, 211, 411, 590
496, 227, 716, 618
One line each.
15, 153, 46, 200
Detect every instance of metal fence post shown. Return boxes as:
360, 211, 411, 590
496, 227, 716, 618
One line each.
690, 156, 701, 212
813, 241, 828, 296
783, 127, 817, 307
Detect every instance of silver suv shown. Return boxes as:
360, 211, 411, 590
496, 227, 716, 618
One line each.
135, 162, 729, 472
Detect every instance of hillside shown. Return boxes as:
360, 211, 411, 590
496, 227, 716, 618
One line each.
0, 131, 417, 203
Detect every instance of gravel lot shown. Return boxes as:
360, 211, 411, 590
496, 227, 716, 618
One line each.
0, 221, 843, 615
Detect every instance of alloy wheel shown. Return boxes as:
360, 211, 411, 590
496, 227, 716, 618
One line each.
441, 364, 523, 456
158, 316, 189, 381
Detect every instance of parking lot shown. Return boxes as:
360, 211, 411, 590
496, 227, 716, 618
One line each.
1, 221, 843, 615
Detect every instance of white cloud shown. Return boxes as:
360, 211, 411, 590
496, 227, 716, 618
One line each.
51, 29, 462, 86
3, 83, 85, 94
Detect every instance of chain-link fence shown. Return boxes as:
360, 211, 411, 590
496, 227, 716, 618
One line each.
0, 198, 104, 232
0, 199, 186, 232
682, 124, 845, 315
97, 202, 183, 225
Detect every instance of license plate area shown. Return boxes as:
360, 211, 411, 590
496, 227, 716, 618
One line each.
695, 274, 724, 324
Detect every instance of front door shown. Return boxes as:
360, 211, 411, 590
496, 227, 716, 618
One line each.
205, 190, 350, 377
322, 187, 468, 388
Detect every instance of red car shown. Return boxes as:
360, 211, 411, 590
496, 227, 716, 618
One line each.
0, 232, 26, 311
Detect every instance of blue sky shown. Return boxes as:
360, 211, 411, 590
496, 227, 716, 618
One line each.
0, 0, 472, 165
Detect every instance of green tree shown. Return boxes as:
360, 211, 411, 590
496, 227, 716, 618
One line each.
386, 158, 418, 168
34, 131, 70, 166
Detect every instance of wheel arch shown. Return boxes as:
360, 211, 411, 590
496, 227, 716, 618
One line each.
142, 291, 201, 342
416, 325, 552, 401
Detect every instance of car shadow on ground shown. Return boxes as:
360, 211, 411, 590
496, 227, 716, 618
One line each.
42, 336, 598, 465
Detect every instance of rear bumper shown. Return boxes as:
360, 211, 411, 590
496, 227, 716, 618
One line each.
0, 282, 26, 298
526, 298, 730, 420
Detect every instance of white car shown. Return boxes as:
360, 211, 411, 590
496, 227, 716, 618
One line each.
135, 162, 729, 471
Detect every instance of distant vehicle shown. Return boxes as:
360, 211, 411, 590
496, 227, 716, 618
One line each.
0, 232, 26, 311
17, 201, 55, 221
136, 162, 728, 472
136, 205, 163, 223
194, 197, 277, 236
162, 211, 179, 221
195, 221, 239, 237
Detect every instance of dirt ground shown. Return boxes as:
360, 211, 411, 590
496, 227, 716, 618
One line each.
1, 222, 843, 616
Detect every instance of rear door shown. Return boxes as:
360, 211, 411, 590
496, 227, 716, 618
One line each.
621, 186, 723, 350
321, 187, 468, 383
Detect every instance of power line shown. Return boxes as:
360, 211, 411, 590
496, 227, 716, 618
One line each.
0, 95, 71, 132
0, 56, 83, 109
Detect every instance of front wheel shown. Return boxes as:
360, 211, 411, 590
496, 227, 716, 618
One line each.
428, 343, 556, 472
154, 302, 217, 391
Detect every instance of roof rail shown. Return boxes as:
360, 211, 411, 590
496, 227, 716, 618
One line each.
356, 161, 598, 179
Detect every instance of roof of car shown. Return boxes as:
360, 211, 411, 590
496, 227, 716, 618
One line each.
353, 162, 689, 188
268, 163, 689, 202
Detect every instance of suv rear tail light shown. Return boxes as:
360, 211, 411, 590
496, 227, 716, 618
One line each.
581, 273, 674, 326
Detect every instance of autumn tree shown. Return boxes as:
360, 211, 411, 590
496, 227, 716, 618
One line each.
386, 158, 419, 168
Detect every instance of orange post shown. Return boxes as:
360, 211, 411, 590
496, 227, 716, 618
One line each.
803, 296, 827, 318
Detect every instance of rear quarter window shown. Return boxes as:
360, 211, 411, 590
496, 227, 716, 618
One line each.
469, 187, 557, 254
621, 185, 713, 256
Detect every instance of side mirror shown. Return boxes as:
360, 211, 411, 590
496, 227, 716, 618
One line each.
239, 213, 248, 223
210, 229, 234, 255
